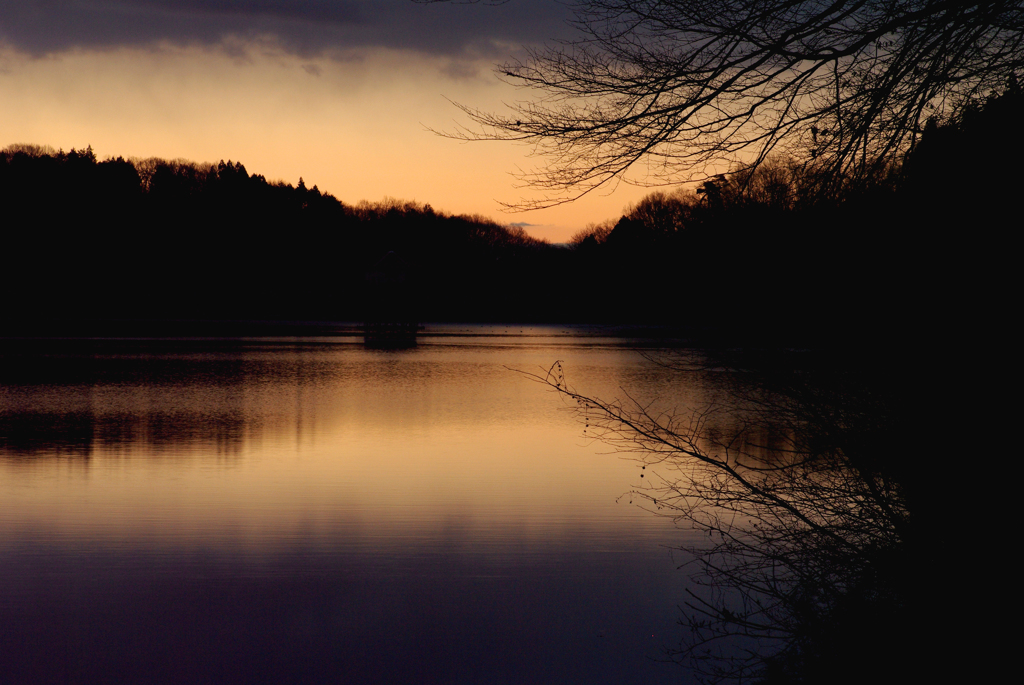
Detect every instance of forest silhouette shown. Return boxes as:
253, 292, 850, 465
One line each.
2, 85, 1018, 343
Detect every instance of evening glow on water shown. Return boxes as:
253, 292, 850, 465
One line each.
0, 340, 703, 542
0, 331, 718, 684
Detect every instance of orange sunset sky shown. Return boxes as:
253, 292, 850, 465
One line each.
0, 1, 659, 243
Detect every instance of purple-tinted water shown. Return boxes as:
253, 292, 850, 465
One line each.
0, 327, 713, 684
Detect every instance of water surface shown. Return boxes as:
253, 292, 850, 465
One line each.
0, 326, 715, 684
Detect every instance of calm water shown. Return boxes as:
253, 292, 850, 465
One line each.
0, 326, 719, 684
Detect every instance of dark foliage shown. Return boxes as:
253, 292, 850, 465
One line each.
0, 148, 571, 327
2, 85, 1017, 334
565, 84, 1020, 343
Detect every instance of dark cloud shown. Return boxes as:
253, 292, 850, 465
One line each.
0, 1, 573, 58
125, 1, 363, 23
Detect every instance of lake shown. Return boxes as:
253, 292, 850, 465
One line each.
0, 325, 725, 684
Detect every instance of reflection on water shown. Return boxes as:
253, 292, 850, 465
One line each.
0, 327, 717, 684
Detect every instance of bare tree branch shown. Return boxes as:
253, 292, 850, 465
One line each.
436, 0, 1024, 208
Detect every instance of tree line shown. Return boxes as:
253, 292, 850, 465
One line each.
0, 147, 565, 327
2, 83, 1017, 336
565, 83, 1021, 344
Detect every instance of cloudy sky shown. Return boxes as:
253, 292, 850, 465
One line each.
0, 0, 653, 241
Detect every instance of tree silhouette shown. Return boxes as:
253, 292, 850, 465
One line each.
427, 0, 1024, 207
2, 145, 607, 326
